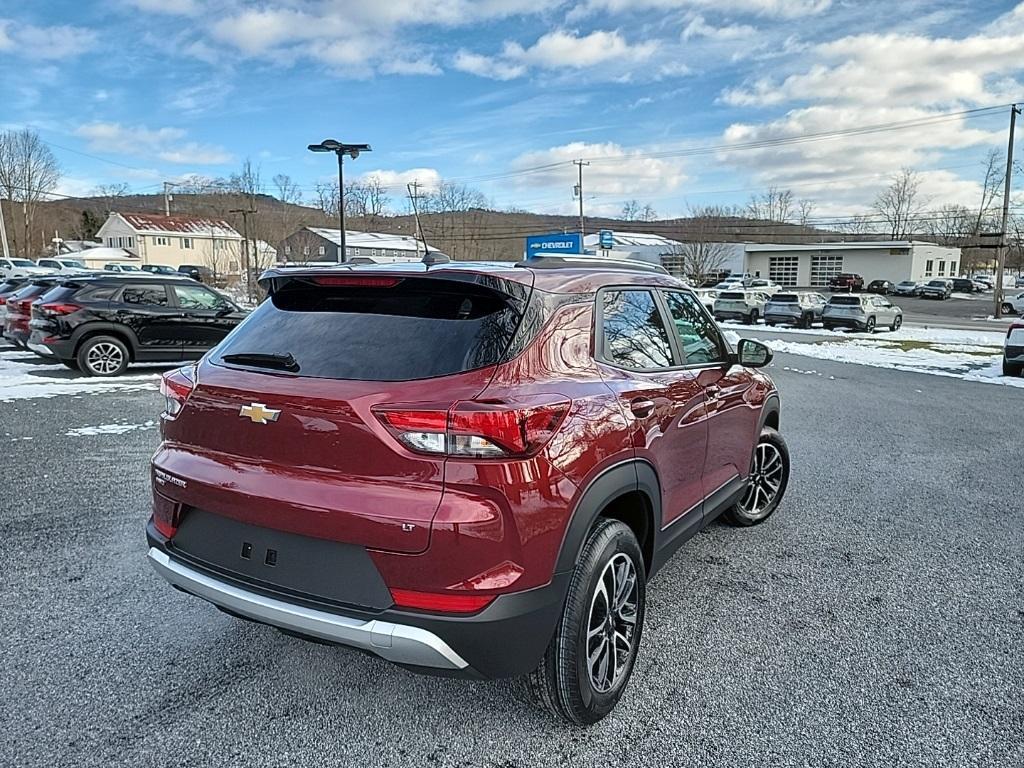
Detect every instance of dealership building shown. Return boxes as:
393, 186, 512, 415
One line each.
744, 241, 962, 288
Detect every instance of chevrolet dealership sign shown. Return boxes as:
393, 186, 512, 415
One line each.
525, 233, 583, 256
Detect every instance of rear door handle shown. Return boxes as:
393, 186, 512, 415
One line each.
705, 386, 721, 402
629, 398, 656, 418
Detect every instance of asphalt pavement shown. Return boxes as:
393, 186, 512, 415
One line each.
2, 352, 1022, 767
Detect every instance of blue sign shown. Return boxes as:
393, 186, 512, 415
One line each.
525, 232, 582, 256
599, 229, 614, 249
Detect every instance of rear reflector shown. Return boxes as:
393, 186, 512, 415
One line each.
390, 588, 495, 614
311, 276, 402, 288
374, 395, 570, 459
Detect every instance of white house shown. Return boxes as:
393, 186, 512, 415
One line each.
95, 212, 244, 274
583, 232, 746, 277
278, 227, 441, 263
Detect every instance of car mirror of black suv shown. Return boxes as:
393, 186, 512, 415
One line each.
736, 338, 773, 368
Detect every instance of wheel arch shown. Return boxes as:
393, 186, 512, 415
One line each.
71, 323, 139, 361
554, 460, 660, 579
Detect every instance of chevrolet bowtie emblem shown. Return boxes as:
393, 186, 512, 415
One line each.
239, 403, 281, 424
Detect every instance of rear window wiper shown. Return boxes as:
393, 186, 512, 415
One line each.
221, 352, 300, 373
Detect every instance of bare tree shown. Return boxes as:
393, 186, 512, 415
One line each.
747, 186, 794, 222
873, 167, 927, 239
621, 199, 658, 222
94, 182, 131, 214
0, 128, 61, 256
423, 180, 488, 259
926, 204, 972, 246
663, 204, 735, 280
271, 173, 302, 205
839, 214, 872, 237
796, 198, 815, 227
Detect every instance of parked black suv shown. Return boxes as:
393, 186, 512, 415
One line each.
26, 274, 248, 376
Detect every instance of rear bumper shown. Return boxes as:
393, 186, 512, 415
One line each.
822, 316, 867, 329
27, 329, 74, 359
763, 311, 802, 324
715, 310, 752, 321
148, 547, 470, 670
146, 519, 569, 679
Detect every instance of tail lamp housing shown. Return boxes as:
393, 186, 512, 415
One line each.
160, 365, 196, 418
373, 396, 571, 459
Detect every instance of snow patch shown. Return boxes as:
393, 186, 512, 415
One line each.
0, 348, 165, 402
65, 421, 157, 437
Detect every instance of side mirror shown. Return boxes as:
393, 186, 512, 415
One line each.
736, 338, 773, 368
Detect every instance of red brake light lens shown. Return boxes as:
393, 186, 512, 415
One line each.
39, 302, 80, 316
160, 366, 196, 417
390, 588, 495, 614
373, 396, 570, 459
311, 276, 402, 288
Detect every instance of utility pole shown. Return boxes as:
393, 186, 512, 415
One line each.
573, 159, 590, 243
407, 180, 427, 258
995, 103, 1020, 319
0, 199, 9, 259
229, 208, 256, 301
163, 182, 174, 216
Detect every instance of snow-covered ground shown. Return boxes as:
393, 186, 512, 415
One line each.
0, 348, 166, 402
724, 324, 1024, 389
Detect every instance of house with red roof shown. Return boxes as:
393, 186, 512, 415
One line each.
95, 212, 244, 276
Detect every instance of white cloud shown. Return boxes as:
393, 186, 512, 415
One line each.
453, 50, 526, 80
508, 141, 687, 215
75, 122, 233, 165
379, 56, 442, 76
455, 29, 657, 80
0, 19, 97, 59
360, 167, 442, 193
124, 0, 201, 15
682, 15, 756, 40
570, 0, 830, 21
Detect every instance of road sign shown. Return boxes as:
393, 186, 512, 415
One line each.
599, 230, 614, 249
525, 233, 583, 256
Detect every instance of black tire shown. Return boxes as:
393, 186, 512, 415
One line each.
1003, 303, 1016, 315
1003, 360, 1023, 377
525, 519, 646, 725
865, 316, 876, 333
723, 427, 791, 527
749, 309, 759, 325
61, 359, 80, 371
891, 315, 902, 331
798, 313, 811, 329
76, 335, 129, 377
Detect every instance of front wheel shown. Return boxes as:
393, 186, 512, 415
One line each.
723, 427, 791, 527
891, 315, 903, 331
525, 519, 646, 725
865, 316, 876, 333
1003, 303, 1016, 315
747, 309, 759, 325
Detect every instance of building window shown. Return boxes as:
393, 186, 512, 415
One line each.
107, 237, 114, 247
302, 246, 309, 256
950, 261, 957, 275
155, 236, 169, 246
925, 259, 933, 277
810, 254, 843, 287
229, 260, 240, 272
345, 247, 352, 255
284, 245, 291, 255
768, 256, 799, 287
181, 237, 193, 249
318, 245, 326, 255
354, 248, 361, 256
126, 236, 134, 248
937, 261, 945, 276
371, 249, 378, 257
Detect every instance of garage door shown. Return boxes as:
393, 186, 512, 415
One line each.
811, 255, 843, 287
768, 256, 799, 287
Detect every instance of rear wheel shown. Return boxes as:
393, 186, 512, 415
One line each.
76, 336, 129, 377
890, 315, 902, 331
747, 309, 759, 325
865, 316, 876, 333
525, 519, 645, 725
798, 313, 812, 329
1004, 360, 1023, 377
723, 427, 790, 527
1003, 303, 1016, 315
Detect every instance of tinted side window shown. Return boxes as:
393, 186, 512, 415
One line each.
175, 284, 231, 311
600, 289, 674, 370
121, 285, 169, 306
662, 291, 725, 365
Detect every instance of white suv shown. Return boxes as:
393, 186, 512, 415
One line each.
0, 258, 51, 280
1001, 292, 1024, 316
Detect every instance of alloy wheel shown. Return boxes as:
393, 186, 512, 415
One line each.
585, 553, 639, 694
86, 342, 124, 375
737, 442, 785, 521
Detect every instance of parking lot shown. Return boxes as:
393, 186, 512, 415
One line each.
2, 341, 1022, 768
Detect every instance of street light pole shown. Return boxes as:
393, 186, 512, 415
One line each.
307, 139, 372, 264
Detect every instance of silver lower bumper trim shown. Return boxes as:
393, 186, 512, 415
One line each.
27, 342, 54, 355
147, 547, 468, 670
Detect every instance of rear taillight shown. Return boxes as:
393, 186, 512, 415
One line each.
38, 302, 80, 317
160, 366, 196, 417
312, 276, 402, 287
373, 396, 570, 459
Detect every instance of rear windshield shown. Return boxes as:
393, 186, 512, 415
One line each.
0, 280, 24, 293
770, 294, 799, 302
720, 291, 746, 299
38, 286, 77, 303
927, 280, 946, 287
212, 277, 522, 381
829, 296, 862, 305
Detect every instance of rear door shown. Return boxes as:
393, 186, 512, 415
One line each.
114, 283, 181, 358
168, 282, 242, 356
595, 288, 708, 531
156, 273, 526, 554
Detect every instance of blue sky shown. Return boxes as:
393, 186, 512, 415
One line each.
2, 0, 1023, 220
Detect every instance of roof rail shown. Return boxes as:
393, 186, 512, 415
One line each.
516, 254, 669, 275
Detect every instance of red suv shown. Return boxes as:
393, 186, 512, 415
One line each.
146, 260, 790, 724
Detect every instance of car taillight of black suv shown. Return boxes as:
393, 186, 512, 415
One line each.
145, 260, 790, 724
26, 274, 247, 376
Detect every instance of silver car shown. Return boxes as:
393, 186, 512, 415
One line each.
893, 280, 921, 297
822, 294, 903, 333
763, 292, 828, 328
1004, 322, 1024, 376
713, 290, 772, 324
